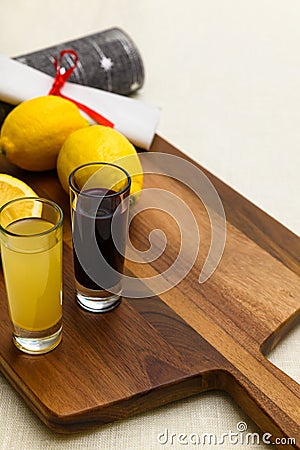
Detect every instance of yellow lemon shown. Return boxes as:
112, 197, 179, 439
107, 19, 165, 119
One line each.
0, 173, 38, 207
0, 96, 89, 171
0, 174, 40, 226
57, 125, 143, 198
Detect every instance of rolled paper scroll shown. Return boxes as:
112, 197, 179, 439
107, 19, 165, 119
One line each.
0, 55, 160, 150
15, 28, 145, 96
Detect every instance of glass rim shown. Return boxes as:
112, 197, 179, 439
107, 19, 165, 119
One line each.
0, 197, 63, 238
68, 162, 131, 198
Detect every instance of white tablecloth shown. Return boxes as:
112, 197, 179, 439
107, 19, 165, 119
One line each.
0, 1, 299, 449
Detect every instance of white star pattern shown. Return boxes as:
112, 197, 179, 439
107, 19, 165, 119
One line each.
100, 56, 114, 71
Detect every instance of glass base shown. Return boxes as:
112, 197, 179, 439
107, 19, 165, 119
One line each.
75, 280, 122, 313
13, 326, 62, 355
76, 292, 121, 313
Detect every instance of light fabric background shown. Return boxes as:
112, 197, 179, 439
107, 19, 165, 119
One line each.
0, 1, 299, 449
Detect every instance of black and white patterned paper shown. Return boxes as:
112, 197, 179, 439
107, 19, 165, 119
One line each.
15, 28, 145, 96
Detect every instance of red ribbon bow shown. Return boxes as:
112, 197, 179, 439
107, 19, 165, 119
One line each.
48, 49, 114, 128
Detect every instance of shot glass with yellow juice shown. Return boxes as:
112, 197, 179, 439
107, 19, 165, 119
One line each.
0, 197, 63, 354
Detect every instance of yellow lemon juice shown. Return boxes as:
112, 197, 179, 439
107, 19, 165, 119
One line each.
1, 217, 62, 332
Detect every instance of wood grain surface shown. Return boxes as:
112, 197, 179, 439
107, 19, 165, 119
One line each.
0, 135, 299, 448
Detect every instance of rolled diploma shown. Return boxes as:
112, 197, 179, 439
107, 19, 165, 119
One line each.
0, 54, 160, 149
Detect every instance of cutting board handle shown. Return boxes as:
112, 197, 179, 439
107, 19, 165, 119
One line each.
224, 354, 300, 449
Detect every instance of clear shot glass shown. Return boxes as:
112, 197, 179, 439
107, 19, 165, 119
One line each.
69, 162, 131, 313
0, 197, 63, 354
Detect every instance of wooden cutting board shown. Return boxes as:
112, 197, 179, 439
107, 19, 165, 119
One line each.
0, 135, 299, 448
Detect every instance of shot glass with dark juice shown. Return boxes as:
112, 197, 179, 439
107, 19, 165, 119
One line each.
69, 162, 131, 313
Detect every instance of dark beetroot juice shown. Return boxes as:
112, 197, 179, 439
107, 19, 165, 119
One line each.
72, 188, 129, 291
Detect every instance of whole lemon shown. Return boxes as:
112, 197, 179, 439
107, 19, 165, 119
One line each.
0, 96, 89, 171
57, 125, 143, 197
